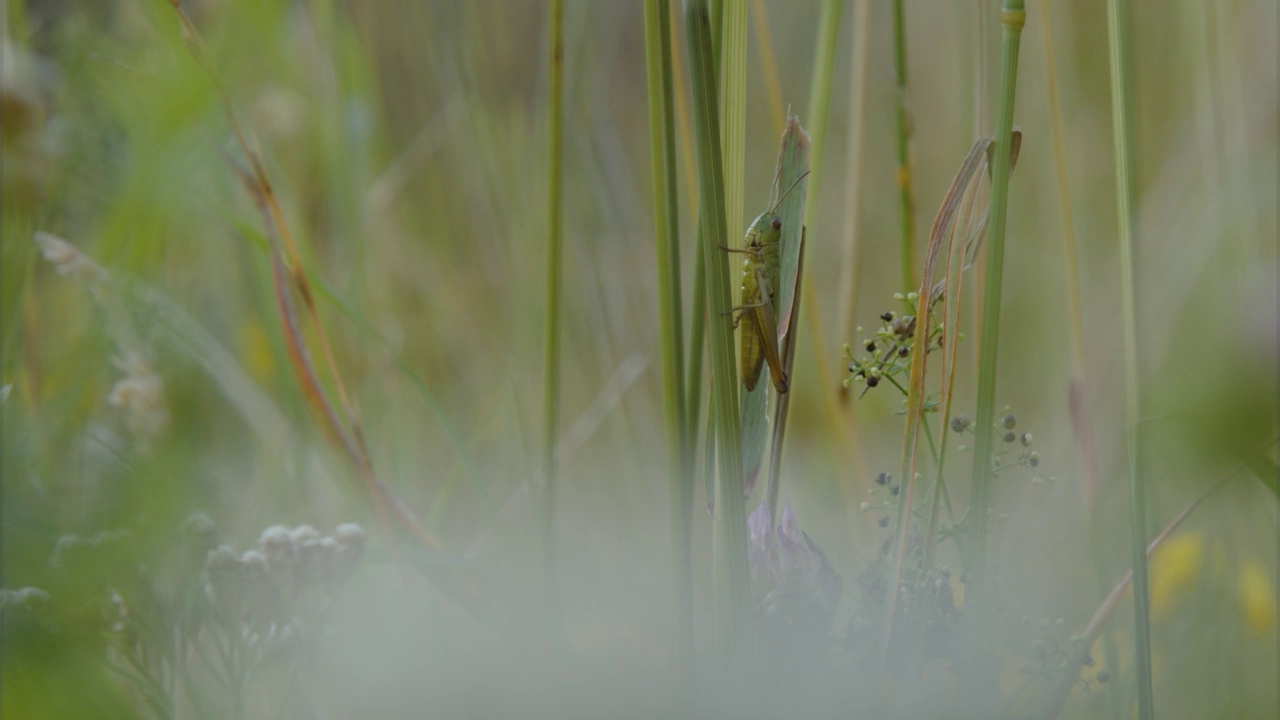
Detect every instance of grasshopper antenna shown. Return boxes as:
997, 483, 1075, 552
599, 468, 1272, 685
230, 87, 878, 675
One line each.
768, 170, 811, 215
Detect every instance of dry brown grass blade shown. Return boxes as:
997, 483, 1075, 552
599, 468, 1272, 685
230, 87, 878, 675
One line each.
922, 153, 989, 569
928, 129, 1022, 304
879, 137, 993, 667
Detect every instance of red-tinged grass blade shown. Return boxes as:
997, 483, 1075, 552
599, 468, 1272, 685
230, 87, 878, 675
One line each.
878, 137, 993, 666
165, 2, 489, 611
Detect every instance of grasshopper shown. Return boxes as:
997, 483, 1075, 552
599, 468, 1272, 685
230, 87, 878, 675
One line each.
722, 173, 808, 395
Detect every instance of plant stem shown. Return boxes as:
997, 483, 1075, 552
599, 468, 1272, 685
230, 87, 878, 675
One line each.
1105, 0, 1153, 715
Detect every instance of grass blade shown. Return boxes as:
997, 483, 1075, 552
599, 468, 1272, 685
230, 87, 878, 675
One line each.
643, 0, 693, 666
683, 0, 750, 656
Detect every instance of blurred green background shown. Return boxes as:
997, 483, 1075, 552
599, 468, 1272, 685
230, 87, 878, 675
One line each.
2, 1, 1275, 717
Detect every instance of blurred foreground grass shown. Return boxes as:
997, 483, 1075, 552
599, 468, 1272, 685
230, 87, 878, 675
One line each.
2, 1, 1276, 718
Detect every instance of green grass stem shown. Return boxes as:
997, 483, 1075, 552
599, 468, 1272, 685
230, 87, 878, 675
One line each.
892, 0, 917, 292
963, 5, 1026, 710
964, 0, 1024, 587
1105, 0, 1154, 715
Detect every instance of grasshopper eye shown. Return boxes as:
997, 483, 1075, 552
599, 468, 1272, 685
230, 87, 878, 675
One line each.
771, 217, 782, 231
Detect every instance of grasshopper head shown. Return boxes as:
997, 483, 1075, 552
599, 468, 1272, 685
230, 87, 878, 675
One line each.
747, 212, 783, 249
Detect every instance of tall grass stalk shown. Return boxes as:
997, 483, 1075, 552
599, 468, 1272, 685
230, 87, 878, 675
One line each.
642, 0, 693, 663
964, 0, 1024, 587
962, 6, 1025, 709
1105, 0, 1154, 715
683, 0, 751, 655
829, 2, 876, 538
891, 0, 917, 292
541, 0, 565, 612
796, 0, 846, 469
835, 0, 871, 367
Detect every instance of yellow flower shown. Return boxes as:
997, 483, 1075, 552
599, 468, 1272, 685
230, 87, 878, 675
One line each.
1149, 532, 1203, 621
1237, 558, 1276, 636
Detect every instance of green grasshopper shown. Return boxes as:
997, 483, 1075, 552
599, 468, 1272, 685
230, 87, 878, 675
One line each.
722, 173, 808, 395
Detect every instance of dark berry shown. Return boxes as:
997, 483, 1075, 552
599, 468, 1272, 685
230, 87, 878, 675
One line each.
866, 376, 879, 388
1095, 670, 1111, 684
891, 485, 900, 496
1082, 654, 1095, 667
898, 346, 909, 358
1002, 414, 1016, 429
875, 472, 889, 486
878, 516, 889, 528
1003, 431, 1016, 443
881, 311, 894, 322
866, 340, 877, 352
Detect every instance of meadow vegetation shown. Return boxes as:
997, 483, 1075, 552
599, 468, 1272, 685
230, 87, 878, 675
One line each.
2, 1, 1276, 718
